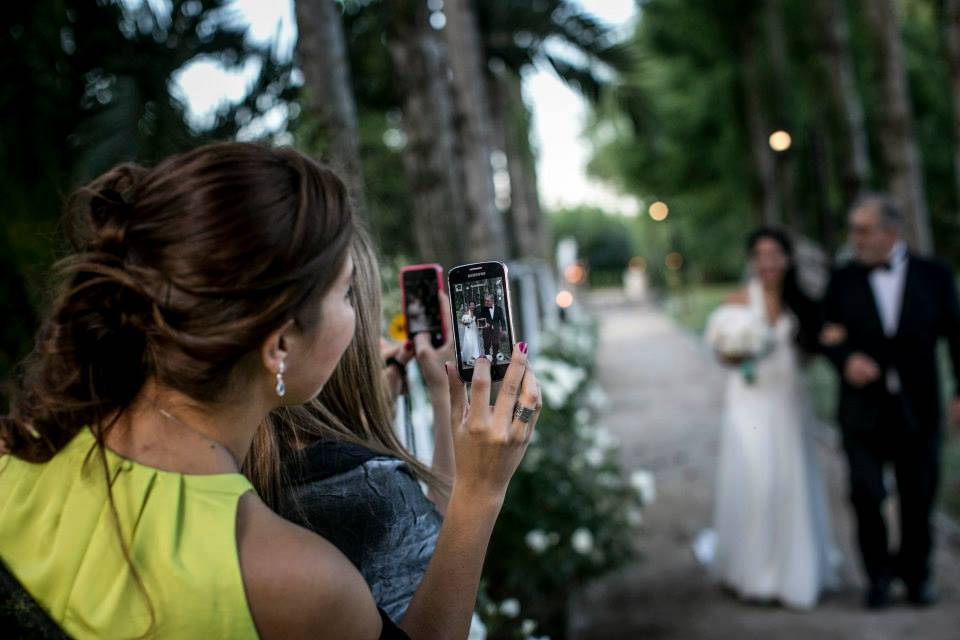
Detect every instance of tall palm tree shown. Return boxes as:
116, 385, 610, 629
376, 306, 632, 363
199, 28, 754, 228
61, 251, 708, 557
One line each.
442, 0, 508, 260
944, 0, 960, 216
295, 0, 368, 217
861, 0, 933, 253
0, 0, 291, 397
385, 0, 471, 267
812, 0, 871, 207
477, 1, 633, 260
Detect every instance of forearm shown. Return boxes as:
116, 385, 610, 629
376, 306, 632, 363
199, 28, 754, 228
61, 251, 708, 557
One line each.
399, 487, 502, 640
427, 390, 455, 514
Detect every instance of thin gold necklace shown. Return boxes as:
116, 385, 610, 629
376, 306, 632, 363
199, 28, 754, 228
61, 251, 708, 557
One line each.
156, 407, 239, 469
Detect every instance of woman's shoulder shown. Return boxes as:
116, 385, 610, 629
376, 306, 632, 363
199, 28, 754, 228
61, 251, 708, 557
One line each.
290, 441, 433, 526
237, 493, 382, 640
295, 440, 383, 483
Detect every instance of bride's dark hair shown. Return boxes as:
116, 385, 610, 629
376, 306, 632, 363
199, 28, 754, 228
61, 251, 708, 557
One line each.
746, 227, 821, 353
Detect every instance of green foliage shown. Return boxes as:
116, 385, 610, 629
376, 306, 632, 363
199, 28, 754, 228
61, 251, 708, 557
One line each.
479, 316, 649, 639
0, 0, 293, 399
550, 206, 636, 284
477, 1, 634, 100
589, 0, 960, 285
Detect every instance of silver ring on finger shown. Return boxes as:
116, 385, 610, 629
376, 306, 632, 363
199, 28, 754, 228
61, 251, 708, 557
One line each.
513, 403, 536, 423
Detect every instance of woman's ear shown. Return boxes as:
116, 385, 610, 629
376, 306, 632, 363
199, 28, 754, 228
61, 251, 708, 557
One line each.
261, 319, 295, 375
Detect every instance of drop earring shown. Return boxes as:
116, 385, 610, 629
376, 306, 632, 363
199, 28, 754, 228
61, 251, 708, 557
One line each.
275, 357, 287, 398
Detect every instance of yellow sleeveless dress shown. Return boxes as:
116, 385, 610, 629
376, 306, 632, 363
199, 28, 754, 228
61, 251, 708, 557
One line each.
0, 427, 260, 639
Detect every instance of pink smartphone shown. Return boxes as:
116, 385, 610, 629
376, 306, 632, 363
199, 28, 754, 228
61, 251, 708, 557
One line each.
400, 263, 447, 348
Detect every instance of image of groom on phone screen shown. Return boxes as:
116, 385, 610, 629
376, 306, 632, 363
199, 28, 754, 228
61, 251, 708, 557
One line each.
478, 293, 507, 360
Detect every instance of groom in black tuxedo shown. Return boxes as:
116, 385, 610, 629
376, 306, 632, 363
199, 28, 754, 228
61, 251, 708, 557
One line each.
478, 293, 507, 359
822, 193, 960, 609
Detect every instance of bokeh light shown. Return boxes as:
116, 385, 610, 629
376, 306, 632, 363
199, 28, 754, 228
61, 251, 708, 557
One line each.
556, 290, 575, 308
665, 252, 684, 271
648, 201, 669, 221
768, 130, 792, 152
564, 262, 587, 285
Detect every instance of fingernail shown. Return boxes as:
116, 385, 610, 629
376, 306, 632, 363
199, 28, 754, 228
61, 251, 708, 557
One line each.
404, 341, 414, 352
518, 342, 528, 355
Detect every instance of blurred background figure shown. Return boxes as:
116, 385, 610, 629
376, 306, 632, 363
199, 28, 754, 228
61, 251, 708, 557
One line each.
821, 194, 960, 609
702, 228, 837, 611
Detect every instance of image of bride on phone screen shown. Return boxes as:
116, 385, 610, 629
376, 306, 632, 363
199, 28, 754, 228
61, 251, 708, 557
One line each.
459, 301, 483, 365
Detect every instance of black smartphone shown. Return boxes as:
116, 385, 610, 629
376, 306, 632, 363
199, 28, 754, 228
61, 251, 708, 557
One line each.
400, 263, 447, 348
447, 261, 516, 382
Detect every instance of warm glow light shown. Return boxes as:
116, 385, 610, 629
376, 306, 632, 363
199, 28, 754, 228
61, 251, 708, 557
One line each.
564, 263, 587, 285
665, 252, 684, 271
768, 130, 792, 152
556, 290, 575, 308
629, 256, 647, 271
648, 201, 669, 222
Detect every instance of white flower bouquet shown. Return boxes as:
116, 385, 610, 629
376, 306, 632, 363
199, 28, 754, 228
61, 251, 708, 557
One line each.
705, 304, 773, 383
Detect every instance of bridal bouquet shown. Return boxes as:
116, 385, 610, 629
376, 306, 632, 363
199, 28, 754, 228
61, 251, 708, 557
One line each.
705, 305, 772, 384
461, 314, 474, 326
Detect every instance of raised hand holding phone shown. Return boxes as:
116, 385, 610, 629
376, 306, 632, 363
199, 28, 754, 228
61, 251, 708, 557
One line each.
444, 343, 539, 500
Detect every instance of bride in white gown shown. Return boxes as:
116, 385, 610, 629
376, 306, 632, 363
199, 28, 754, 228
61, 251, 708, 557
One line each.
459, 302, 483, 365
703, 228, 839, 610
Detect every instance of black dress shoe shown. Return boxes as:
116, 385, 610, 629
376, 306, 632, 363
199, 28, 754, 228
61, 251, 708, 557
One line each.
864, 581, 891, 610
906, 582, 937, 607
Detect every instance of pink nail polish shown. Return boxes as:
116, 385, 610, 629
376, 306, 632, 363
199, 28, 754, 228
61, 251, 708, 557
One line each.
519, 342, 528, 354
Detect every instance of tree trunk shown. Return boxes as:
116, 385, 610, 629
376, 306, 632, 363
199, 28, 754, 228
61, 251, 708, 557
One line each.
944, 0, 960, 216
810, 129, 838, 252
442, 0, 508, 260
294, 0, 368, 217
488, 69, 551, 261
385, 1, 470, 267
764, 0, 801, 232
812, 0, 871, 208
739, 24, 781, 226
861, 0, 933, 254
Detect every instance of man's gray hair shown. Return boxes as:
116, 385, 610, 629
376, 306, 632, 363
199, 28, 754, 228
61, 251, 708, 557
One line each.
851, 191, 904, 231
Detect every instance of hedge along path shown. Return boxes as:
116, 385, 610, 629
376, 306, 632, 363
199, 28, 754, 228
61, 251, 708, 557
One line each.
569, 289, 960, 640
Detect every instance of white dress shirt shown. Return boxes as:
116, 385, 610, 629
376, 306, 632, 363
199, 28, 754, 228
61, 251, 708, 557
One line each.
868, 240, 908, 392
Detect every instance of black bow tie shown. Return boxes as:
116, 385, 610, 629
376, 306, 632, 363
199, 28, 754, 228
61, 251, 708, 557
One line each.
872, 261, 894, 272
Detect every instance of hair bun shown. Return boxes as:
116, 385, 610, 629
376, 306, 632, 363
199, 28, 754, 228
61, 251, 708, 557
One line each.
70, 163, 147, 255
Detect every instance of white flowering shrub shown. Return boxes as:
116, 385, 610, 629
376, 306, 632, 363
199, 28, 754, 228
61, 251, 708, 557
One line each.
478, 315, 652, 640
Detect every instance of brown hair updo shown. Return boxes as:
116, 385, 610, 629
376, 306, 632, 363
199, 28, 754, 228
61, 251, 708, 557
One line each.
2, 142, 355, 462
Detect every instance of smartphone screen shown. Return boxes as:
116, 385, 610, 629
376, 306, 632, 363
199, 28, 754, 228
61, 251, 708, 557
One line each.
401, 265, 445, 348
447, 261, 515, 382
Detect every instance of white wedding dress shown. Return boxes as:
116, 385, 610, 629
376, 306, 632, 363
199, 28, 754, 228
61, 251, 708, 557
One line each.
459, 313, 483, 364
703, 280, 838, 610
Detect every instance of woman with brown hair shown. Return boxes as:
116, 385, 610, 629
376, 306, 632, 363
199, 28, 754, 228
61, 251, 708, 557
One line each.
0, 142, 542, 639
246, 228, 457, 623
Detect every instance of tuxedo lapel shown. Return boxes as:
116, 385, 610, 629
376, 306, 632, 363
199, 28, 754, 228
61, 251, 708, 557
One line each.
895, 257, 918, 337
856, 267, 886, 337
